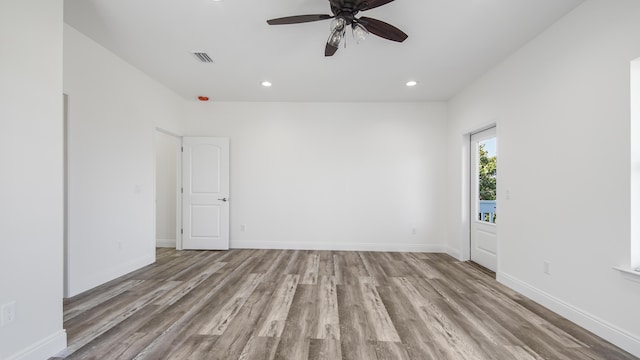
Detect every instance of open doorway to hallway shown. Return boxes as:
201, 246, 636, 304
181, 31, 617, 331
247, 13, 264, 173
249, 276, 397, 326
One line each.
155, 129, 181, 249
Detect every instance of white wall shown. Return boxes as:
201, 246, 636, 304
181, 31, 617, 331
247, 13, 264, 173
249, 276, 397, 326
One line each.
64, 25, 185, 296
447, 0, 640, 355
155, 131, 180, 248
0, 1, 67, 359
185, 102, 447, 252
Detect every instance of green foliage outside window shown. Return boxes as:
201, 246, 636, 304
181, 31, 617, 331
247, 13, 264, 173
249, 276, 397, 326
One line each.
479, 143, 496, 201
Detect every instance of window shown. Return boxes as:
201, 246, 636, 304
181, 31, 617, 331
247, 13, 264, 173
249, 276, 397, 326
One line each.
476, 136, 497, 224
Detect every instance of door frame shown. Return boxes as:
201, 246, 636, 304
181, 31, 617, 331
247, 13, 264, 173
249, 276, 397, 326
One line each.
469, 126, 497, 271
181, 137, 230, 250
64, 94, 70, 297
154, 127, 183, 250
459, 122, 498, 265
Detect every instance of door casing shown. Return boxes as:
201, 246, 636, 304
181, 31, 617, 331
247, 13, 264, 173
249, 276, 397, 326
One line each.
181, 137, 230, 250
470, 127, 497, 271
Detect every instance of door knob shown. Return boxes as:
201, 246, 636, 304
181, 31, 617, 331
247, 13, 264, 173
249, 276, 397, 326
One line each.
218, 197, 228, 202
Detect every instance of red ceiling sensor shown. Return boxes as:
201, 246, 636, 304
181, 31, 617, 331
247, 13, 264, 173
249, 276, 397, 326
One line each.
198, 96, 209, 101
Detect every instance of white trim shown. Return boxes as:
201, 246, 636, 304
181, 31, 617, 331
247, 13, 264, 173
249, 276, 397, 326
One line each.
498, 272, 640, 358
6, 330, 67, 360
231, 240, 446, 253
631, 58, 640, 273
176, 135, 183, 251
63, 94, 70, 298
154, 128, 183, 251
459, 133, 472, 262
469, 125, 498, 272
156, 238, 176, 248
462, 119, 498, 138
154, 126, 181, 139
67, 255, 154, 297
613, 266, 640, 284
446, 246, 462, 261
472, 220, 497, 228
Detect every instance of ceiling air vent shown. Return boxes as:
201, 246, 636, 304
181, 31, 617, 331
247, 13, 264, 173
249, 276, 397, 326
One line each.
192, 52, 214, 63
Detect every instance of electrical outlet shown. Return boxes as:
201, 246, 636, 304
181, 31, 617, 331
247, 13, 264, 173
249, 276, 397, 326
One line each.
411, 227, 417, 235
1, 301, 16, 326
543, 261, 551, 275
240, 224, 246, 232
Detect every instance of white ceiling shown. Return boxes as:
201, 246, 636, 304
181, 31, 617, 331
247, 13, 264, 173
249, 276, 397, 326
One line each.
64, 0, 584, 102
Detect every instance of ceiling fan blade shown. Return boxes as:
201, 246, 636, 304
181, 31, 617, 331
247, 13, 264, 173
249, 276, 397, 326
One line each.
325, 43, 339, 56
359, 16, 408, 42
359, 0, 395, 11
267, 14, 333, 25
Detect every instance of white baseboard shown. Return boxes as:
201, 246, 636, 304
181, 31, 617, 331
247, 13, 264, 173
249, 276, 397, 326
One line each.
67, 255, 155, 297
446, 246, 462, 260
6, 330, 67, 360
230, 240, 446, 253
498, 272, 640, 358
156, 238, 176, 248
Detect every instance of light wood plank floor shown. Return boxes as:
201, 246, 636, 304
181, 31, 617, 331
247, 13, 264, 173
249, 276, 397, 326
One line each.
52, 248, 638, 360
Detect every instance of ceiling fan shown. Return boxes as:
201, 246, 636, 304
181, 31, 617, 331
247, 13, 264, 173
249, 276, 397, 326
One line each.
266, 0, 408, 57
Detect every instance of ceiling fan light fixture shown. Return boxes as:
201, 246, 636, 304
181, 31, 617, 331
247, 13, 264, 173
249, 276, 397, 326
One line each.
330, 17, 346, 31
328, 31, 341, 48
352, 23, 368, 43
328, 26, 346, 48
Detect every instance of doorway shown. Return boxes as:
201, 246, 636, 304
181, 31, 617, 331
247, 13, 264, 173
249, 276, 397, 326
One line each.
155, 134, 230, 251
155, 129, 181, 248
470, 127, 497, 272
181, 137, 230, 250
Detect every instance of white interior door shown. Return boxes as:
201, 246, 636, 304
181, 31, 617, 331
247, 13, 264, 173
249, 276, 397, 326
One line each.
471, 127, 497, 271
182, 137, 229, 250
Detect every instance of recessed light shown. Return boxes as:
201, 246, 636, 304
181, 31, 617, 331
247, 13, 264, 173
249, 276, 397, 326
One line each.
406, 80, 418, 87
261, 81, 272, 87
